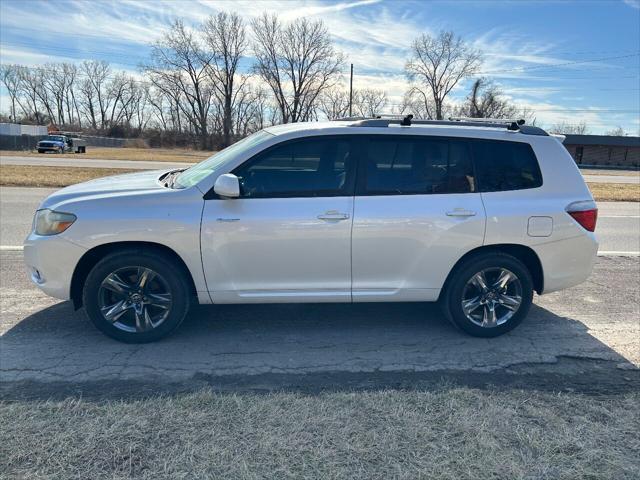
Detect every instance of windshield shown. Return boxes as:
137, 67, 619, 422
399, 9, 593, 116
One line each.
175, 130, 274, 188
44, 136, 65, 142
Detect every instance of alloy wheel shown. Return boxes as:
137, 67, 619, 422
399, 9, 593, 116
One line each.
97, 266, 173, 333
461, 267, 523, 328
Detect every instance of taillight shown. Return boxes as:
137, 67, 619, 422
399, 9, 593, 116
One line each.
566, 201, 598, 232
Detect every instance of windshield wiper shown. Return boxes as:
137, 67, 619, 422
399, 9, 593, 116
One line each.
163, 169, 186, 189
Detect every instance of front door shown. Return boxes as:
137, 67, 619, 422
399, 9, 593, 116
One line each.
351, 135, 486, 302
201, 135, 356, 303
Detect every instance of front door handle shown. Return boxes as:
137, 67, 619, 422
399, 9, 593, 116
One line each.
318, 211, 350, 221
446, 209, 477, 217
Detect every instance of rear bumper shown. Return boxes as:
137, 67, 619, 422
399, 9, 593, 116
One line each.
533, 232, 598, 294
23, 233, 87, 300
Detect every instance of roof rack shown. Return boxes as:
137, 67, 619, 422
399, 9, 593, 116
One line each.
343, 115, 548, 136
449, 116, 525, 125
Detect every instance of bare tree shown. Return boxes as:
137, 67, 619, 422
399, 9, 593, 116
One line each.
549, 121, 590, 135
147, 85, 170, 130
148, 76, 186, 132
353, 88, 388, 117
405, 31, 482, 120
78, 76, 98, 129
457, 78, 520, 119
397, 88, 438, 119
80, 60, 113, 129
145, 20, 214, 147
252, 14, 343, 123
232, 86, 270, 136
318, 87, 350, 120
44, 63, 79, 126
16, 66, 47, 124
605, 126, 627, 136
0, 64, 25, 122
203, 12, 248, 147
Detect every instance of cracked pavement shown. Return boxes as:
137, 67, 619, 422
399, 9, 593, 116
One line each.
1, 251, 639, 397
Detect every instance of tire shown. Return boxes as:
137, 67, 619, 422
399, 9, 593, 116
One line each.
441, 252, 533, 337
38, 149, 44, 153
83, 249, 192, 343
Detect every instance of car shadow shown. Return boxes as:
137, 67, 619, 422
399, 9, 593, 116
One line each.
1, 299, 638, 400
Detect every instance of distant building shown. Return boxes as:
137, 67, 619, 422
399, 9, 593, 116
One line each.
563, 134, 639, 168
0, 123, 48, 136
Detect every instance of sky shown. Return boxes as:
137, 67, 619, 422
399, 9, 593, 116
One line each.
0, 0, 639, 134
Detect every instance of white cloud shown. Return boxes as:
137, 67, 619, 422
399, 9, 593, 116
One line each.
0, 47, 78, 66
623, 0, 640, 9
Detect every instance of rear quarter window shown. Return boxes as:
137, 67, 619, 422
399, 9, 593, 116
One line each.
471, 140, 542, 192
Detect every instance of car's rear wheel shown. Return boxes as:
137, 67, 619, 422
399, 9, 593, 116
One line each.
442, 253, 533, 337
38, 149, 44, 153
83, 250, 191, 343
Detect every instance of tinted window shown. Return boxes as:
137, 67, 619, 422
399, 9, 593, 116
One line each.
472, 140, 542, 192
234, 137, 353, 198
363, 137, 475, 195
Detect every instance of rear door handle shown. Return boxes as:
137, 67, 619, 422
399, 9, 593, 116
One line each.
446, 209, 476, 217
318, 211, 350, 221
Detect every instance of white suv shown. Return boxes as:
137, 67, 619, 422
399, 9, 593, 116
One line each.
24, 117, 598, 343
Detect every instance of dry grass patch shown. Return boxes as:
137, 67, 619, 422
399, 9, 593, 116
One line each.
588, 182, 640, 202
0, 165, 137, 188
581, 169, 639, 176
1, 147, 212, 162
1, 388, 639, 480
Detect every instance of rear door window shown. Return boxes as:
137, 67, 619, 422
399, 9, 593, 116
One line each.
360, 136, 475, 195
471, 140, 542, 192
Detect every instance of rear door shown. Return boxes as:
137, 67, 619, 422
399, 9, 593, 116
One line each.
351, 135, 486, 302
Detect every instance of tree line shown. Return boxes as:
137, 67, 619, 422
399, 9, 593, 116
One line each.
1, 12, 541, 149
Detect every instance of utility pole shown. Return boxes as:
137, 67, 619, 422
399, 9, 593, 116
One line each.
349, 63, 353, 117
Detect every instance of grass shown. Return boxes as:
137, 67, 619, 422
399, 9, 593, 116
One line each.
587, 182, 640, 202
581, 168, 639, 176
0, 147, 211, 162
1, 387, 638, 479
0, 165, 137, 188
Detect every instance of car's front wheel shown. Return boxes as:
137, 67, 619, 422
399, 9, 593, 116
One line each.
83, 249, 191, 343
442, 252, 534, 337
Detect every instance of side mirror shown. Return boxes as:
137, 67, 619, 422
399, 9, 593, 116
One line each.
213, 173, 240, 198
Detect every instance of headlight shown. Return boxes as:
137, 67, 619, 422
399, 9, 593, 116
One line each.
34, 209, 77, 236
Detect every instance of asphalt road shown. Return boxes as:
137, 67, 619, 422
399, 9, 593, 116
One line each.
0, 155, 189, 171
1, 250, 638, 397
1, 155, 639, 183
1, 186, 638, 253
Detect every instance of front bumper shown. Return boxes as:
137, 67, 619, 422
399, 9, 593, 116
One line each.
24, 233, 87, 300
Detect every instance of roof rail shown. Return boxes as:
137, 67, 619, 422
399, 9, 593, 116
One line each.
449, 116, 525, 125
344, 115, 548, 136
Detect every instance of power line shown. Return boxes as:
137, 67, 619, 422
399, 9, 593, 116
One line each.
476, 53, 640, 75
